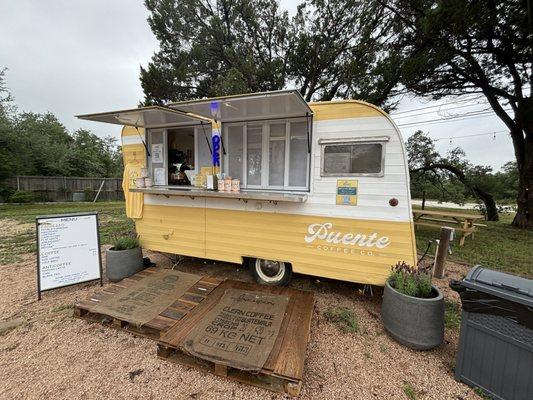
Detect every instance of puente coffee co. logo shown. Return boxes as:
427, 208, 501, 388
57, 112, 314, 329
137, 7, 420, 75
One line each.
304, 222, 391, 256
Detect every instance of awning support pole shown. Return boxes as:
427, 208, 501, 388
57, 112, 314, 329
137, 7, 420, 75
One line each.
201, 122, 213, 156
306, 112, 311, 153
135, 126, 151, 156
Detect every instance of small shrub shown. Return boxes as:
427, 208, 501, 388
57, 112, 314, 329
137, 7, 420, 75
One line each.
112, 235, 140, 251
389, 261, 433, 298
0, 186, 15, 202
84, 187, 95, 201
403, 382, 417, 400
324, 307, 359, 333
8, 190, 36, 203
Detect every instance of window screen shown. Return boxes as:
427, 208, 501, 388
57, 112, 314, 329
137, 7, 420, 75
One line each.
246, 124, 263, 186
268, 123, 285, 187
288, 121, 308, 187
323, 143, 383, 175
227, 125, 244, 180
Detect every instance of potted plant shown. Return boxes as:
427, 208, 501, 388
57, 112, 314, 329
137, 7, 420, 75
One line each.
381, 261, 444, 350
105, 235, 144, 282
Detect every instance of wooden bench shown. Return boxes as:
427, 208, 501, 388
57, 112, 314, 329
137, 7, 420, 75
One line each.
413, 209, 486, 246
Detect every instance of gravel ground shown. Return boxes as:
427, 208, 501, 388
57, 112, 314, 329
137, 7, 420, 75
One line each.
0, 249, 478, 400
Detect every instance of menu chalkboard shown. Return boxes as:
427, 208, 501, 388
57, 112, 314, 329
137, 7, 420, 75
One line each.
36, 212, 102, 299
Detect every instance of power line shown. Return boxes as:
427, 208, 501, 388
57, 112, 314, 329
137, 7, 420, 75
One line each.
392, 103, 492, 119
392, 96, 486, 115
396, 108, 512, 127
431, 130, 507, 143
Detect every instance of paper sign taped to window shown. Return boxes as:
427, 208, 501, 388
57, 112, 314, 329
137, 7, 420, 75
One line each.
336, 179, 358, 206
152, 144, 163, 163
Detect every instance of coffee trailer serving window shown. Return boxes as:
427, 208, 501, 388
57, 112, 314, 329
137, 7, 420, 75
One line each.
168, 90, 313, 192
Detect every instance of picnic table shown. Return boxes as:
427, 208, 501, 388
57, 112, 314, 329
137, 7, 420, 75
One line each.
413, 209, 486, 246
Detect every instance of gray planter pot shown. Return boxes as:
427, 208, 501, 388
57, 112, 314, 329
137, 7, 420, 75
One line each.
105, 247, 144, 282
381, 279, 444, 350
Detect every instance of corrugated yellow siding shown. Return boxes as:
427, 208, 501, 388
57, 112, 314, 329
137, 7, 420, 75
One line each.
135, 205, 206, 258
135, 204, 416, 285
310, 101, 384, 120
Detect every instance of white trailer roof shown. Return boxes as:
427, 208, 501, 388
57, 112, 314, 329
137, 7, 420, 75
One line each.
76, 106, 210, 128
168, 90, 312, 122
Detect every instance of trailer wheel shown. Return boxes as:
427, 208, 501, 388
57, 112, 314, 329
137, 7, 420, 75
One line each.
250, 258, 292, 286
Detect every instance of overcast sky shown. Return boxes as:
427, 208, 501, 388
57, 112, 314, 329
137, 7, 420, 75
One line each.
0, 0, 513, 170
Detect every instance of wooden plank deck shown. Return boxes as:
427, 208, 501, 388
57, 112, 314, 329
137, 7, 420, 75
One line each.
157, 280, 315, 397
74, 267, 223, 340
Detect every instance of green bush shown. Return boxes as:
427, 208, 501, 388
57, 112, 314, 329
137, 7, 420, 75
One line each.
83, 187, 95, 201
0, 186, 15, 202
389, 261, 433, 298
8, 190, 36, 203
112, 235, 140, 251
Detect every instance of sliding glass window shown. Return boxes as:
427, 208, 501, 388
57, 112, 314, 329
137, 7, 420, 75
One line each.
223, 118, 310, 191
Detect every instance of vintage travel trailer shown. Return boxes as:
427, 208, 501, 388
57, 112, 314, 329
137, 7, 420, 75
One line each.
78, 90, 416, 286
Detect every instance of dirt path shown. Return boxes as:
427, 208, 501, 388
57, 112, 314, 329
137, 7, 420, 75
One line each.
0, 250, 477, 400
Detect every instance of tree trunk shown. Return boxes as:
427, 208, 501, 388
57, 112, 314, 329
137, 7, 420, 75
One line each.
512, 135, 533, 229
472, 186, 499, 221
422, 190, 426, 210
414, 163, 499, 221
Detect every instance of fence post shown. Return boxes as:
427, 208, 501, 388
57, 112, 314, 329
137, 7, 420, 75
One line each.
433, 227, 454, 279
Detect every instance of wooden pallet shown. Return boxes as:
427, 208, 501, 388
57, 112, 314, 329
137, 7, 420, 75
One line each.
74, 267, 223, 340
157, 280, 315, 397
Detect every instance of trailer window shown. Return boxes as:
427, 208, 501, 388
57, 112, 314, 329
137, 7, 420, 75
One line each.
226, 125, 244, 181
223, 118, 310, 190
288, 121, 308, 187
322, 143, 383, 176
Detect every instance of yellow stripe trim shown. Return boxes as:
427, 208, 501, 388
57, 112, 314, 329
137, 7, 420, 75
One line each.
309, 100, 386, 121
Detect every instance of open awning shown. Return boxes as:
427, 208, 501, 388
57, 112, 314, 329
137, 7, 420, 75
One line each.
76, 106, 210, 129
168, 90, 312, 122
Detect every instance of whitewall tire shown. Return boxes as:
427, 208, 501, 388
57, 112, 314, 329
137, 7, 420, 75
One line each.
250, 258, 292, 286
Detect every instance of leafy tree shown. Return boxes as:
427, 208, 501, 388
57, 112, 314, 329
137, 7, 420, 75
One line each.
141, 0, 291, 102
0, 69, 19, 185
288, 0, 401, 106
65, 129, 122, 178
407, 131, 500, 220
0, 69, 123, 193
141, 0, 403, 109
385, 0, 533, 228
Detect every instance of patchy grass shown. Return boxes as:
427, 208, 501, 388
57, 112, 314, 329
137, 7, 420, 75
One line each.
0, 202, 133, 265
473, 387, 491, 399
445, 300, 462, 330
324, 307, 360, 334
51, 304, 75, 313
402, 382, 417, 400
414, 205, 533, 277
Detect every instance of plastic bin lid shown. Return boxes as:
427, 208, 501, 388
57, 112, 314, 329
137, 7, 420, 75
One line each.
461, 265, 533, 307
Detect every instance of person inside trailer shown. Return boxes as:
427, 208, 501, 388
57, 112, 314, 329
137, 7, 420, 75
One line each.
168, 129, 194, 185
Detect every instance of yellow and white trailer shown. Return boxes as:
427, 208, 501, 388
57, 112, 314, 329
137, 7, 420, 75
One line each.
78, 90, 416, 286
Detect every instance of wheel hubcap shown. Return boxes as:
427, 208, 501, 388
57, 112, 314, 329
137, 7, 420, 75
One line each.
256, 259, 285, 282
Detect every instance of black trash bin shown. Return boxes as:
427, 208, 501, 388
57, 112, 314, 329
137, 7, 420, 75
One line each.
453, 265, 533, 400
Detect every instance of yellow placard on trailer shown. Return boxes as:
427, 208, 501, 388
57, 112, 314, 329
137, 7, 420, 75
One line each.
336, 179, 358, 206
